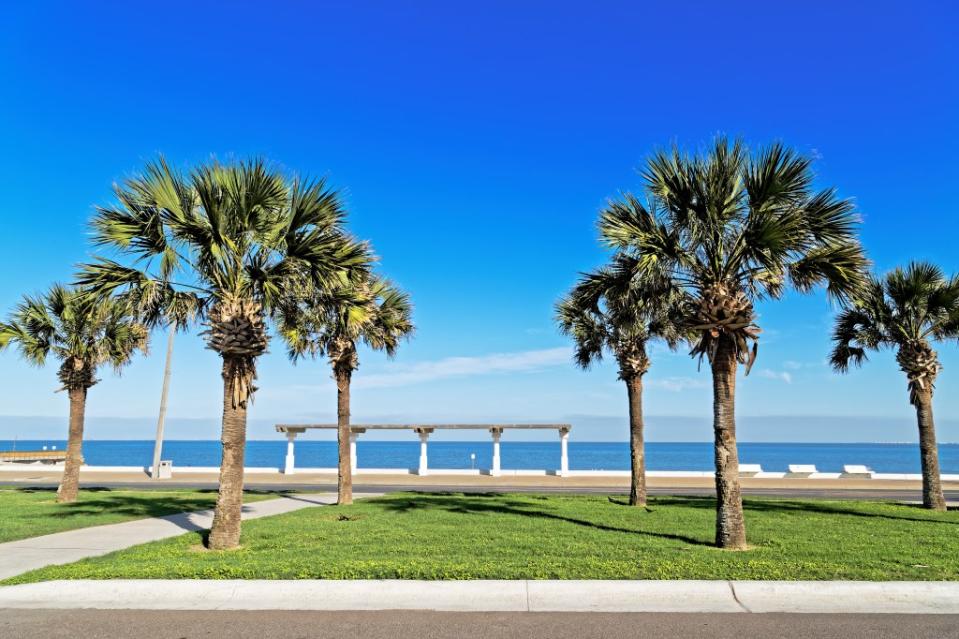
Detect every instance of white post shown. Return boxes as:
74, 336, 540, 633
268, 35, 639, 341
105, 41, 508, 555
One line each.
350, 431, 359, 474
490, 428, 502, 476
559, 427, 569, 477
284, 431, 296, 474
417, 428, 431, 476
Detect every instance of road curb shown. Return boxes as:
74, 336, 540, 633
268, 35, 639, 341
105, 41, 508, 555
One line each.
1, 580, 958, 613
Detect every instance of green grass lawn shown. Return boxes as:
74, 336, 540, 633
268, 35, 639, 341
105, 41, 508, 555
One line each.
6, 492, 959, 583
0, 487, 273, 544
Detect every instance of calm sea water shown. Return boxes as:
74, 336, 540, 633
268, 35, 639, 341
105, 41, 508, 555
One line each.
2, 440, 957, 473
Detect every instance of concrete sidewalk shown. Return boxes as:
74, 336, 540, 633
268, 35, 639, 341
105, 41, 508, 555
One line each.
0, 493, 337, 580
1, 579, 958, 614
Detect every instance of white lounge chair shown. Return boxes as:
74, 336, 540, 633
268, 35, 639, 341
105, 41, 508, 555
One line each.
738, 463, 763, 477
841, 464, 873, 478
787, 464, 817, 476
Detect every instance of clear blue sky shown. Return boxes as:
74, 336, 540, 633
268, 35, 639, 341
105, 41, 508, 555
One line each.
1, 1, 958, 442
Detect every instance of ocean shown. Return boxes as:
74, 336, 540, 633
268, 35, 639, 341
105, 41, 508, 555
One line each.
2, 440, 957, 473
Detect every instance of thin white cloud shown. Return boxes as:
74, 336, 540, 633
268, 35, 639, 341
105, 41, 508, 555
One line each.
758, 369, 793, 384
783, 360, 825, 371
646, 376, 709, 392
353, 347, 573, 389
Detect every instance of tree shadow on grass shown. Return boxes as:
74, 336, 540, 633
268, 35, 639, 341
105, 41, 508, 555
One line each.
648, 494, 959, 526
44, 494, 220, 519
20, 487, 246, 524
741, 498, 959, 526
376, 493, 714, 547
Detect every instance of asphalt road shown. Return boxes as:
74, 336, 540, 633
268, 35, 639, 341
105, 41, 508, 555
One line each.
3, 610, 959, 639
2, 479, 956, 502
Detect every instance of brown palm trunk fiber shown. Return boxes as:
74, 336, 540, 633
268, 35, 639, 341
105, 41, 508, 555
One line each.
208, 358, 249, 550
626, 375, 646, 507
711, 334, 747, 549
57, 386, 87, 504
336, 366, 353, 506
914, 387, 947, 511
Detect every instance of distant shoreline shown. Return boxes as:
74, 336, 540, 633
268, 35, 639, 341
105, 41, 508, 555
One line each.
3, 440, 957, 474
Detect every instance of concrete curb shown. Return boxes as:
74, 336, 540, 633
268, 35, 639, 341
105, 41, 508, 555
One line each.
1, 580, 958, 613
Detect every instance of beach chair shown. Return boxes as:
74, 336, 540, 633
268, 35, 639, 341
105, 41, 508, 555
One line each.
841, 464, 873, 478
786, 464, 818, 477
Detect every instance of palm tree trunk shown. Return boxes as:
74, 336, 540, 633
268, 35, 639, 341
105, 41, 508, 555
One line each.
208, 358, 248, 550
914, 387, 946, 511
711, 334, 747, 549
151, 326, 175, 480
57, 387, 87, 504
626, 375, 646, 507
335, 366, 353, 505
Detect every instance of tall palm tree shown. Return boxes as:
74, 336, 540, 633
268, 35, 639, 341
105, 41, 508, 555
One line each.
831, 262, 959, 511
557, 253, 685, 507
278, 272, 414, 505
0, 285, 147, 503
77, 158, 369, 549
599, 138, 868, 548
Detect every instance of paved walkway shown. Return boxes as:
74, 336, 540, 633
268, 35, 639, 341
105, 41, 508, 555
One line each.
1, 579, 959, 614
0, 493, 337, 580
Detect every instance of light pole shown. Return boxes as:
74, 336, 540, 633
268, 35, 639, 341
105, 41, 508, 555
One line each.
151, 326, 175, 479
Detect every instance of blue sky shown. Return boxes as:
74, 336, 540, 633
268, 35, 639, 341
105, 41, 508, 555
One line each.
1, 1, 958, 442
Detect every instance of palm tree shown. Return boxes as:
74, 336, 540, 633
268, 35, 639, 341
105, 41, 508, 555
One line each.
278, 272, 414, 505
0, 285, 147, 503
557, 253, 684, 507
599, 138, 868, 548
77, 158, 369, 549
831, 262, 959, 511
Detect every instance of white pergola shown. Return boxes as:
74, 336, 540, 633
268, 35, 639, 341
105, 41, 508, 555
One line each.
274, 423, 572, 477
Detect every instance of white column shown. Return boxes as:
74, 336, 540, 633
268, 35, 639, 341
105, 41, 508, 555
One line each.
349, 431, 359, 474
284, 431, 296, 474
559, 427, 569, 477
490, 428, 502, 476
417, 429, 431, 476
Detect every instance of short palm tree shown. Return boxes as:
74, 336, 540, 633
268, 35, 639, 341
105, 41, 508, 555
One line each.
557, 253, 685, 507
77, 158, 369, 548
0, 285, 147, 503
278, 272, 414, 505
831, 262, 959, 511
599, 138, 868, 548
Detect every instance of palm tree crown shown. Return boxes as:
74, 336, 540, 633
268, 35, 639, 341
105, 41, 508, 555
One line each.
279, 272, 415, 374
830, 262, 959, 404
76, 157, 370, 406
556, 253, 684, 380
598, 138, 868, 371
0, 284, 148, 390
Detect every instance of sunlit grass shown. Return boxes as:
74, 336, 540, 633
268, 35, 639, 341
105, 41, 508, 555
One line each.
8, 492, 959, 582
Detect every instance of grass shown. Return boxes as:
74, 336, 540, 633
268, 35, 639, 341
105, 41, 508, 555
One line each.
5, 492, 959, 583
0, 486, 274, 544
